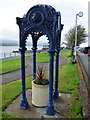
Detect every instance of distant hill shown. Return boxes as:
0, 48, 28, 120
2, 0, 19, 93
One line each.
0, 40, 32, 46
0, 40, 18, 46
0, 40, 46, 46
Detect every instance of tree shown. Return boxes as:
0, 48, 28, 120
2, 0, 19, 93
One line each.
65, 25, 87, 56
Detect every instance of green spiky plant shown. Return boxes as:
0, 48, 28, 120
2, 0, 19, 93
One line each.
34, 65, 49, 85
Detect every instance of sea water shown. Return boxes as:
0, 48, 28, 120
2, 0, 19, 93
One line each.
0, 45, 43, 59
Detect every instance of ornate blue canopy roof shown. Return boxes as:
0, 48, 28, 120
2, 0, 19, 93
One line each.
16, 4, 63, 51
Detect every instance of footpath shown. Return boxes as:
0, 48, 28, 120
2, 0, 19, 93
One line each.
1, 53, 67, 85
77, 52, 90, 119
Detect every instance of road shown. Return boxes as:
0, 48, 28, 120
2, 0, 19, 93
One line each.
77, 51, 90, 90
0, 53, 68, 85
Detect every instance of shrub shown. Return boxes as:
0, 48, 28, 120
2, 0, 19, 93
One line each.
34, 65, 49, 85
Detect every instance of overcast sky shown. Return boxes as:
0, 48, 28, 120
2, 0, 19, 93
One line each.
0, 0, 89, 46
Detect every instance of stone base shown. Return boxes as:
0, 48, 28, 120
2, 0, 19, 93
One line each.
53, 90, 59, 99
41, 112, 57, 119
20, 98, 29, 109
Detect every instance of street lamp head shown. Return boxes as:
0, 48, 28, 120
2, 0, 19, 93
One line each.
77, 11, 83, 17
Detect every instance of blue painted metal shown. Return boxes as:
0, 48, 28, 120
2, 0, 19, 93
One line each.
53, 12, 64, 99
53, 12, 61, 99
16, 5, 57, 50
53, 49, 60, 99
46, 49, 56, 115
31, 32, 43, 80
16, 4, 64, 115
32, 47, 37, 80
19, 48, 29, 109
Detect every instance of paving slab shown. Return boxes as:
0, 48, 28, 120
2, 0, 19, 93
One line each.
4, 89, 72, 119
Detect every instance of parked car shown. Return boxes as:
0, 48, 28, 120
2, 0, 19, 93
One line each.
88, 47, 90, 56
82, 47, 90, 54
79, 47, 84, 52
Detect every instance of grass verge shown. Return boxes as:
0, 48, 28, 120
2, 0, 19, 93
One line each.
2, 76, 32, 111
1, 76, 32, 119
36, 52, 56, 63
0, 56, 30, 74
60, 49, 71, 53
2, 112, 19, 119
60, 51, 82, 118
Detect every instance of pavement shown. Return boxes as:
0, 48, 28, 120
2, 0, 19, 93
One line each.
4, 89, 72, 119
1, 53, 68, 85
77, 51, 90, 79
77, 52, 90, 119
77, 51, 90, 94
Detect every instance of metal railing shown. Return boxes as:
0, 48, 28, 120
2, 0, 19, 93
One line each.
0, 52, 33, 59
0, 49, 47, 59
0, 53, 20, 59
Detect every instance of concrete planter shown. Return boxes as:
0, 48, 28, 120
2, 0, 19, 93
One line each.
32, 80, 49, 107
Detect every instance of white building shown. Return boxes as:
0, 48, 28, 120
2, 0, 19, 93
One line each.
61, 42, 69, 48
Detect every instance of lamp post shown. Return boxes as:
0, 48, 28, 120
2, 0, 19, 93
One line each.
75, 11, 83, 62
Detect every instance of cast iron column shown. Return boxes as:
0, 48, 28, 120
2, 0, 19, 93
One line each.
46, 49, 55, 115
19, 48, 29, 109
53, 48, 60, 99
32, 47, 37, 80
